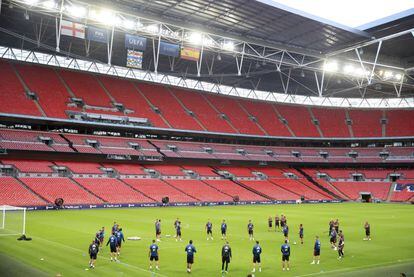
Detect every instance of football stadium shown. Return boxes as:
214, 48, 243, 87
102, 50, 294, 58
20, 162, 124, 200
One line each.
0, 0, 413, 276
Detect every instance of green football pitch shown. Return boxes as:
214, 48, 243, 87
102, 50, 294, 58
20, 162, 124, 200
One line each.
0, 203, 413, 277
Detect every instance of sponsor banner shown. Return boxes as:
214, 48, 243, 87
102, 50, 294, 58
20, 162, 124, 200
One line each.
159, 41, 180, 57
61, 20, 85, 39
24, 200, 343, 211
180, 46, 200, 61
125, 34, 147, 50
126, 49, 143, 69
87, 26, 108, 43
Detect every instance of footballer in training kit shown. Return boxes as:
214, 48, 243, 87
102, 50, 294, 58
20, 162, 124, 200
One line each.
247, 220, 254, 241
311, 236, 321, 265
281, 239, 291, 271
149, 240, 160, 270
221, 220, 227, 240
221, 241, 232, 273
206, 219, 213, 240
252, 241, 262, 273
106, 233, 118, 262
185, 240, 197, 273
88, 240, 99, 268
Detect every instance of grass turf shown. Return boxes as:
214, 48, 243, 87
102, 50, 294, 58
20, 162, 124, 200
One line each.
0, 203, 413, 276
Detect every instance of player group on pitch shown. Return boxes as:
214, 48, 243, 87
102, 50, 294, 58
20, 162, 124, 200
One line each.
86, 216, 372, 274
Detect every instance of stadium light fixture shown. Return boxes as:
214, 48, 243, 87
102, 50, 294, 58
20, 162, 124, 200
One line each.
343, 64, 354, 74
216, 53, 222, 61
136, 20, 143, 29
202, 37, 214, 47
384, 71, 393, 79
24, 0, 39, 5
222, 41, 235, 51
42, 0, 56, 10
145, 24, 159, 34
354, 68, 369, 77
188, 32, 202, 45
122, 19, 135, 30
323, 60, 338, 72
89, 9, 121, 26
66, 5, 87, 18
394, 73, 402, 81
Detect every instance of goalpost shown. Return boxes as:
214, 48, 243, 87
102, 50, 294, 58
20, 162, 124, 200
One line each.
0, 205, 26, 236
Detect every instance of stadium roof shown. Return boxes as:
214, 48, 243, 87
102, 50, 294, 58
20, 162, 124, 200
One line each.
0, 0, 413, 101
94, 0, 370, 54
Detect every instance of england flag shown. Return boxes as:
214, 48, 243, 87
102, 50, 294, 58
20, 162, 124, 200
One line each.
60, 20, 85, 39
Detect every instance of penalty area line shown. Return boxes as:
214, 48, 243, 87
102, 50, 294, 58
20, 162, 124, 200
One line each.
32, 236, 168, 277
294, 258, 414, 277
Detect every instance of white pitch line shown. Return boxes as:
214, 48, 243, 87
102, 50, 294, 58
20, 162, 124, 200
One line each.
294, 258, 414, 277
32, 236, 168, 277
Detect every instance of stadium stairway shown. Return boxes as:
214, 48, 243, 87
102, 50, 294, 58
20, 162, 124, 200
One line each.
327, 181, 352, 200
236, 100, 269, 135
166, 87, 208, 131
202, 94, 240, 134
319, 179, 350, 200
161, 179, 202, 201
199, 179, 235, 199
132, 82, 173, 128
117, 178, 157, 202
344, 110, 355, 138
295, 168, 342, 199
11, 63, 47, 117
13, 176, 51, 204
267, 179, 302, 199
69, 177, 107, 203
230, 179, 273, 200
386, 183, 395, 202
307, 107, 324, 137
272, 105, 296, 137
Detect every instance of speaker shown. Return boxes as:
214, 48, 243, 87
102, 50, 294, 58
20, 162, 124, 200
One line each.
54, 198, 64, 207
162, 196, 170, 204
300, 196, 305, 201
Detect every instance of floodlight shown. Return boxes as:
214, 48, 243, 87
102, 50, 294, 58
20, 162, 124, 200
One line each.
146, 24, 159, 34
188, 32, 202, 45
24, 0, 39, 5
343, 64, 354, 74
42, 0, 56, 9
384, 71, 393, 79
323, 60, 338, 72
122, 19, 135, 30
202, 37, 214, 47
222, 41, 234, 51
89, 9, 120, 26
136, 21, 143, 29
354, 68, 369, 77
394, 73, 402, 81
66, 5, 86, 18
100, 10, 117, 25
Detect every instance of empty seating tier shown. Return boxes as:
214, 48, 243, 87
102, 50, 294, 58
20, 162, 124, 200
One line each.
20, 177, 102, 205
0, 177, 47, 206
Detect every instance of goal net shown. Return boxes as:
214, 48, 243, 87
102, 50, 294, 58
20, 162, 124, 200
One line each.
0, 205, 26, 236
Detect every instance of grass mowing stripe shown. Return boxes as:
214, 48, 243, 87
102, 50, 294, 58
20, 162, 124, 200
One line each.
1, 203, 413, 276
294, 258, 414, 276
32, 236, 169, 277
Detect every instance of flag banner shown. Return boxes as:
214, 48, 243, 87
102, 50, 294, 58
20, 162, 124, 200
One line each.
180, 46, 200, 61
159, 41, 180, 57
87, 26, 108, 43
126, 49, 143, 69
125, 34, 147, 50
61, 20, 85, 39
